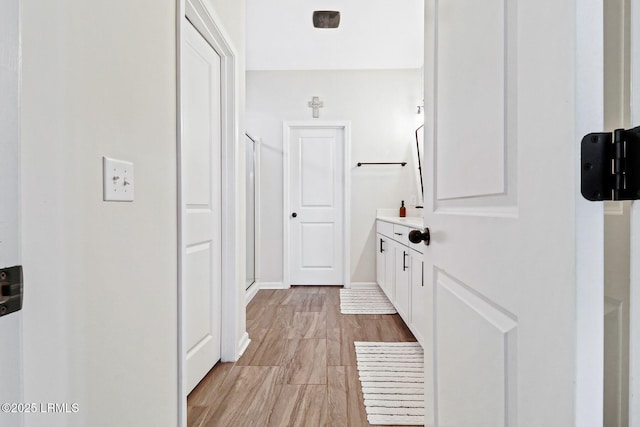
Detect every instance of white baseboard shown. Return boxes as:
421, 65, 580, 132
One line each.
237, 332, 251, 359
246, 282, 260, 304
258, 281, 288, 290
350, 282, 380, 289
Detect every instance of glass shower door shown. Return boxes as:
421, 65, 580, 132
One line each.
245, 133, 256, 290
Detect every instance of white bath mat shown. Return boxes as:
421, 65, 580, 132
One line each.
339, 287, 397, 314
354, 341, 425, 426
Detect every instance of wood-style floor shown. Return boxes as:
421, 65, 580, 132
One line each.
187, 286, 420, 427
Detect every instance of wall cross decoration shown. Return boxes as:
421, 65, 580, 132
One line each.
308, 96, 324, 118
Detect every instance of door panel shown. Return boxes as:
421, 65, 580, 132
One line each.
0, 1, 22, 425
288, 126, 344, 285
435, 271, 517, 426
436, 0, 506, 200
182, 19, 222, 394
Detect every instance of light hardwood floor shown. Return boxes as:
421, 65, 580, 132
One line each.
187, 286, 420, 427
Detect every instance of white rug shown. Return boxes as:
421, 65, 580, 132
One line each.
339, 288, 397, 314
354, 341, 425, 426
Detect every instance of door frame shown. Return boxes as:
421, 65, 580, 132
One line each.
176, 0, 241, 426
629, 0, 640, 423
575, 0, 606, 423
282, 121, 351, 288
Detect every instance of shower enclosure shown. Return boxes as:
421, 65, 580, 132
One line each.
245, 133, 257, 290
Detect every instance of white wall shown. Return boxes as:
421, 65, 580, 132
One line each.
19, 0, 245, 426
247, 69, 423, 284
21, 1, 177, 426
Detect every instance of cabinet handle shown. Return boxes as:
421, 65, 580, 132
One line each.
394, 232, 403, 236
421, 263, 424, 287
403, 251, 408, 271
380, 238, 384, 253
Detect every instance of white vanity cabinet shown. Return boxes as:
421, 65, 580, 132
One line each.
375, 217, 428, 346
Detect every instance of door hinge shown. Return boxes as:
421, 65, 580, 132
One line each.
0, 265, 23, 317
581, 126, 640, 201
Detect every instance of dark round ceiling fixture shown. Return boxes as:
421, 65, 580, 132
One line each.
313, 11, 340, 28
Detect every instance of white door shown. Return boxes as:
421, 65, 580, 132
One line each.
422, 1, 603, 426
0, 1, 22, 426
286, 124, 346, 286
181, 19, 222, 394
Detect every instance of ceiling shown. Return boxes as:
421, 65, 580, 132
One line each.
246, 0, 424, 70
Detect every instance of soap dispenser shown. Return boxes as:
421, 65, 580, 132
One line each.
399, 200, 406, 217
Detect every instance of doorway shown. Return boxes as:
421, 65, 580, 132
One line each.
283, 122, 351, 287
178, 0, 242, 424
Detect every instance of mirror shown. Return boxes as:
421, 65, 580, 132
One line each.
413, 124, 425, 206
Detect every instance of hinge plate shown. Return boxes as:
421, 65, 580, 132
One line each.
581, 126, 640, 201
0, 265, 23, 317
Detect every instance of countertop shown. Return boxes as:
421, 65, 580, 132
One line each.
376, 215, 424, 229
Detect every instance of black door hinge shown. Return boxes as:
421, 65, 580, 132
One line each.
0, 265, 23, 317
581, 126, 640, 201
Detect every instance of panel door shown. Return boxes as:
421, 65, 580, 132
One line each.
288, 126, 344, 285
422, 0, 602, 425
0, 1, 22, 425
182, 19, 222, 394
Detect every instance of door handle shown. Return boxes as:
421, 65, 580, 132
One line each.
409, 228, 430, 245
291, 212, 297, 218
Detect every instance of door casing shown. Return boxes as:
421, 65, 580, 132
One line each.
628, 0, 640, 424
177, 0, 243, 426
282, 121, 351, 288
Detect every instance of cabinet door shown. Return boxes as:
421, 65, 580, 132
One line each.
410, 249, 426, 345
376, 233, 386, 290
384, 240, 396, 301
394, 245, 411, 321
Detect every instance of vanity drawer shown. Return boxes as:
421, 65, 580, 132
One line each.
377, 220, 394, 238
392, 224, 410, 246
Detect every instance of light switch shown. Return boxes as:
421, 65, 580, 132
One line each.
103, 156, 134, 202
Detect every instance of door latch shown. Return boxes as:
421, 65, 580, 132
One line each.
0, 266, 23, 317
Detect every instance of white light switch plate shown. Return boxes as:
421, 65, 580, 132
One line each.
103, 156, 134, 202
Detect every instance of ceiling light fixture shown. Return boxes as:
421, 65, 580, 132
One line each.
313, 11, 340, 28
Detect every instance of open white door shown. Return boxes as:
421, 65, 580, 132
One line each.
181, 18, 222, 394
0, 1, 22, 426
284, 122, 349, 287
422, 1, 603, 426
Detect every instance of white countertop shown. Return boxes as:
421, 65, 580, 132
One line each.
376, 215, 424, 229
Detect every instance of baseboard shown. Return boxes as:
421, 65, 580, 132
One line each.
246, 281, 260, 304
350, 282, 380, 289
237, 332, 251, 359
258, 281, 288, 290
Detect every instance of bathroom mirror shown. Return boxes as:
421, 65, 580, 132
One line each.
413, 124, 425, 205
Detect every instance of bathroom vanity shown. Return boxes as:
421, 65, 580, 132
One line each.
376, 215, 428, 345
